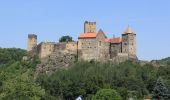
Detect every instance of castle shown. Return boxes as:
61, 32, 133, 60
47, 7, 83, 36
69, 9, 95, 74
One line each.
27, 21, 137, 61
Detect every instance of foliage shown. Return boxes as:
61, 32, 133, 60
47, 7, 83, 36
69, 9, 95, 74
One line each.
37, 59, 170, 99
157, 57, 170, 65
1, 48, 170, 100
0, 48, 26, 65
59, 35, 73, 42
0, 48, 45, 100
92, 89, 122, 100
37, 61, 156, 99
152, 77, 169, 100
0, 69, 45, 100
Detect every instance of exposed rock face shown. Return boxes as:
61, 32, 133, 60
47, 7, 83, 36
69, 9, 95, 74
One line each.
36, 49, 139, 75
36, 50, 77, 75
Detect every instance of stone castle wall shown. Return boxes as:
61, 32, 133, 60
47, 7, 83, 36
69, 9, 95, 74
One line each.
65, 42, 78, 53
37, 42, 55, 59
32, 33, 136, 61
78, 38, 98, 60
78, 30, 110, 61
27, 21, 137, 62
36, 42, 78, 59
110, 43, 122, 58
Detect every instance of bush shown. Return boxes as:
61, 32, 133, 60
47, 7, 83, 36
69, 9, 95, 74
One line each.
92, 89, 122, 100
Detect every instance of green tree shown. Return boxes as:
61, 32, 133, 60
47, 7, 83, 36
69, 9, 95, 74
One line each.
0, 48, 44, 100
92, 89, 122, 100
0, 48, 26, 65
59, 35, 73, 42
152, 77, 169, 100
0, 69, 45, 100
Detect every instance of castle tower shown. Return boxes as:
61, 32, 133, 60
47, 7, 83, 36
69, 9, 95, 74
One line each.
122, 26, 136, 56
84, 21, 96, 33
27, 34, 37, 52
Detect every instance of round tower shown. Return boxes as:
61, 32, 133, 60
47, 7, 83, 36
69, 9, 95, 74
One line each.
27, 34, 37, 52
122, 26, 136, 56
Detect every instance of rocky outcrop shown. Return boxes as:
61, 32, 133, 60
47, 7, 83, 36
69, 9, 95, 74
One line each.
36, 50, 77, 75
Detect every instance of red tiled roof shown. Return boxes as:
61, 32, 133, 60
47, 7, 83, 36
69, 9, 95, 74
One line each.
79, 33, 97, 39
105, 37, 122, 43
104, 38, 110, 42
110, 37, 122, 43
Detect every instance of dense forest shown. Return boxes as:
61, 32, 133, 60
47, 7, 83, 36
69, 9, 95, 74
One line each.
0, 48, 170, 100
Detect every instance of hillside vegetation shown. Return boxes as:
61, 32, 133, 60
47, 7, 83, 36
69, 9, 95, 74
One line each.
38, 60, 170, 100
156, 57, 170, 65
0, 48, 170, 100
0, 48, 45, 100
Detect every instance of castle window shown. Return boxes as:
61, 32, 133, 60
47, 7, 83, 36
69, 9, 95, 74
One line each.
99, 41, 101, 46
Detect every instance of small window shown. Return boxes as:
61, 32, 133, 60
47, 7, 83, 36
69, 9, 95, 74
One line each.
99, 41, 101, 46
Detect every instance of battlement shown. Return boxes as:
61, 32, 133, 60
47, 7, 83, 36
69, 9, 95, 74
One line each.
84, 21, 96, 25
28, 34, 37, 39
27, 21, 136, 62
84, 21, 96, 33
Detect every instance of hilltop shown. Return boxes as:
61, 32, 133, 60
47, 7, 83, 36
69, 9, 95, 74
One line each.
0, 48, 170, 99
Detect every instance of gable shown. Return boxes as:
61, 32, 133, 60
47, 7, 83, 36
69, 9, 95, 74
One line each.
96, 29, 107, 41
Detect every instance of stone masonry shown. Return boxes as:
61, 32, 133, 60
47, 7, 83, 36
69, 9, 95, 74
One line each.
27, 21, 137, 62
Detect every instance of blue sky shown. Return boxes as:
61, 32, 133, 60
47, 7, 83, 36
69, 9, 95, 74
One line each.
0, 0, 170, 60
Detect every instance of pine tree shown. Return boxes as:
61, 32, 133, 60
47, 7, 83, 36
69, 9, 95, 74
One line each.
152, 77, 168, 100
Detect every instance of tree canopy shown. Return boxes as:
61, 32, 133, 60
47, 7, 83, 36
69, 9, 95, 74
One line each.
92, 89, 122, 100
0, 48, 26, 64
1, 48, 170, 99
0, 48, 45, 100
59, 35, 73, 42
152, 77, 169, 99
37, 61, 170, 99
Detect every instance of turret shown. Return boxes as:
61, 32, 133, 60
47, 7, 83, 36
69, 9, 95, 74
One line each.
84, 21, 96, 33
122, 26, 136, 56
27, 34, 37, 52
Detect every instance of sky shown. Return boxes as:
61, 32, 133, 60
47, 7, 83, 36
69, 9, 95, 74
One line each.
0, 0, 170, 61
